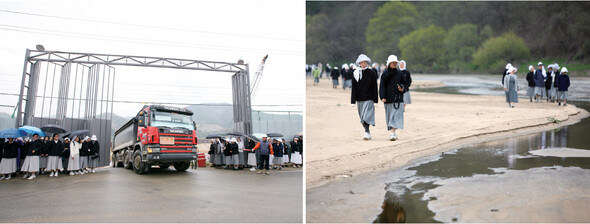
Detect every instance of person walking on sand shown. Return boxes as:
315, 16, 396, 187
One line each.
504, 67, 519, 108
556, 67, 570, 106
526, 65, 536, 102
379, 55, 407, 141
399, 60, 412, 111
312, 64, 321, 86
252, 135, 273, 175
330, 66, 340, 89
534, 62, 546, 102
351, 54, 378, 140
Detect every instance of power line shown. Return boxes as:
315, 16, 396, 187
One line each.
0, 92, 302, 108
0, 26, 302, 56
0, 9, 303, 42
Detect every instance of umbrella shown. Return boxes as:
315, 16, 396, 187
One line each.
226, 131, 244, 136
0, 128, 28, 138
245, 134, 260, 142
206, 134, 222, 139
41, 124, 67, 134
70, 129, 90, 138
294, 131, 303, 139
18, 125, 46, 136
267, 133, 283, 138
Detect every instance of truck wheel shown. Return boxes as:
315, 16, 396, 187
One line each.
133, 151, 147, 174
173, 162, 190, 172
159, 165, 170, 169
123, 153, 132, 169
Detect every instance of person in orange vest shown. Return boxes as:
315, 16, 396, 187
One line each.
252, 135, 273, 175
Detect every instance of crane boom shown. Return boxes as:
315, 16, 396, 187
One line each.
250, 54, 268, 99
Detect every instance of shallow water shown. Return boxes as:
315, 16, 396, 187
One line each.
375, 74, 590, 223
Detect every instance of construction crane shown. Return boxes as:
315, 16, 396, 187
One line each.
250, 54, 268, 99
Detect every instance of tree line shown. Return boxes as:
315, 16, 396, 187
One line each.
306, 1, 590, 74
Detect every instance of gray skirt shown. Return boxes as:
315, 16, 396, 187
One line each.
557, 91, 568, 100
238, 152, 245, 165
211, 154, 222, 164
68, 154, 80, 171
89, 157, 99, 168
225, 155, 232, 165
272, 155, 283, 165
403, 91, 411, 104
549, 86, 557, 98
356, 100, 375, 126
332, 79, 339, 85
247, 152, 257, 166
534, 86, 545, 97
526, 87, 535, 97
46, 156, 63, 171
21, 156, 39, 172
385, 102, 404, 130
0, 158, 18, 174
39, 156, 47, 169
506, 89, 518, 103
232, 154, 239, 166
79, 156, 89, 169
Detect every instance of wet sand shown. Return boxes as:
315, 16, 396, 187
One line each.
306, 77, 589, 222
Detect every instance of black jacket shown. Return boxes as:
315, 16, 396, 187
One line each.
41, 141, 49, 156
80, 141, 90, 156
61, 144, 70, 158
208, 143, 215, 155
330, 69, 340, 80
223, 142, 231, 156
26, 139, 43, 156
351, 68, 379, 104
229, 143, 239, 155
379, 68, 407, 104
526, 71, 536, 87
89, 141, 100, 155
290, 141, 301, 153
545, 71, 553, 89
2, 141, 19, 158
47, 140, 64, 156
401, 69, 412, 91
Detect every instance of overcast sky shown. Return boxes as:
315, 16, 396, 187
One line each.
0, 0, 304, 120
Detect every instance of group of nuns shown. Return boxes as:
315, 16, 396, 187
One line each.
350, 54, 412, 141
0, 133, 100, 180
503, 62, 571, 108
208, 135, 303, 174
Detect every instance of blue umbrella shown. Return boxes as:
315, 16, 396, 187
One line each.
0, 128, 28, 138
18, 126, 46, 137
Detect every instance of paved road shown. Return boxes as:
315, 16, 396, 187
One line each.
0, 166, 302, 223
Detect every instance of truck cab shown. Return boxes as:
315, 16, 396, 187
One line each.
112, 105, 198, 174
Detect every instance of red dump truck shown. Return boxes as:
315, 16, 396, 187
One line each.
111, 105, 198, 174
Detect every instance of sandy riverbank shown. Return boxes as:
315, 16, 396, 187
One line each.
305, 77, 589, 222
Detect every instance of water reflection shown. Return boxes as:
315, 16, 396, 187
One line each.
378, 121, 589, 222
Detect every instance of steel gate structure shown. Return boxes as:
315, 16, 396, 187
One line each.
15, 49, 252, 167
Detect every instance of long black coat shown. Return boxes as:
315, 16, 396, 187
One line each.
401, 69, 412, 91
89, 141, 100, 156
61, 143, 70, 158
47, 140, 64, 156
545, 71, 555, 90
526, 72, 536, 87
80, 141, 90, 156
351, 68, 379, 104
379, 68, 407, 103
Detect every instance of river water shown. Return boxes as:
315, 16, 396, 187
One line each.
374, 74, 590, 223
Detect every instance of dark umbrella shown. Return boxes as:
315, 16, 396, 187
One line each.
267, 133, 283, 138
245, 134, 260, 142
294, 131, 303, 139
18, 126, 46, 136
70, 129, 90, 138
41, 124, 67, 134
206, 134, 222, 139
226, 131, 244, 136
0, 128, 28, 138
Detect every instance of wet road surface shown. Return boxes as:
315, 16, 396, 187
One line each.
0, 166, 302, 223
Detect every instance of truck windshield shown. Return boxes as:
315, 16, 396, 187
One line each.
151, 111, 195, 130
